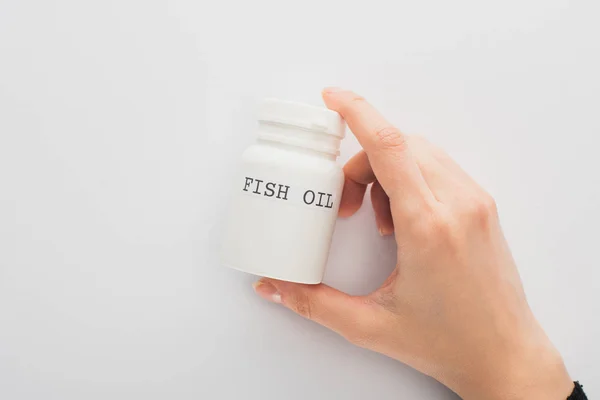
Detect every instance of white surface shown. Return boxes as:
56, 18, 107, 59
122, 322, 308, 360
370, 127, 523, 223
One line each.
0, 0, 598, 398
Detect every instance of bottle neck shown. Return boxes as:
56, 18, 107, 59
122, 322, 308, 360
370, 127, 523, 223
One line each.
257, 121, 341, 159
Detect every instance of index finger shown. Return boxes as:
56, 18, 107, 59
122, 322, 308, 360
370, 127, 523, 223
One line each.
322, 88, 433, 206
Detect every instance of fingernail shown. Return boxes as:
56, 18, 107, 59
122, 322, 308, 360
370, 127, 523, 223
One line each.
378, 225, 393, 236
323, 87, 344, 94
253, 280, 282, 304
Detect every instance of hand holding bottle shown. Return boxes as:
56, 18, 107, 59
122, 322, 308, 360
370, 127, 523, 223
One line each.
253, 88, 574, 400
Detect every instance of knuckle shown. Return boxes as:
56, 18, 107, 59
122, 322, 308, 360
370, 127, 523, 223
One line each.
464, 193, 498, 228
483, 193, 498, 215
373, 126, 407, 151
430, 217, 455, 244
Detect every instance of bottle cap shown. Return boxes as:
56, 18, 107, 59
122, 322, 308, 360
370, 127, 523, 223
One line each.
258, 98, 346, 138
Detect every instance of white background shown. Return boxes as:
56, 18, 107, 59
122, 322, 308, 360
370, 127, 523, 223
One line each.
1, 0, 599, 399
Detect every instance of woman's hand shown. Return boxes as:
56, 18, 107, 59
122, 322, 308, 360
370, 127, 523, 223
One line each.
253, 88, 573, 400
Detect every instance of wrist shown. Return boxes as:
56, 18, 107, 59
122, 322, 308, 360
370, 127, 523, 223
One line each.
457, 330, 572, 400
503, 345, 572, 400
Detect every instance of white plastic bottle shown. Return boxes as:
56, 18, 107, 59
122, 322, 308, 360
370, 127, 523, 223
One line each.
221, 99, 346, 284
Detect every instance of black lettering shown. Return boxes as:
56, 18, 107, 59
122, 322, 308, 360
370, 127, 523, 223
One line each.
325, 193, 334, 208
264, 182, 275, 197
316, 192, 326, 207
252, 179, 263, 194
303, 190, 315, 205
243, 177, 253, 191
276, 185, 290, 200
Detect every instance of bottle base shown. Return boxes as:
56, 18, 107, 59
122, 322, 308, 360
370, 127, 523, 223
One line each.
222, 262, 322, 285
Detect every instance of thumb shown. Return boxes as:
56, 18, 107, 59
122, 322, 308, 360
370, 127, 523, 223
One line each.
253, 278, 377, 342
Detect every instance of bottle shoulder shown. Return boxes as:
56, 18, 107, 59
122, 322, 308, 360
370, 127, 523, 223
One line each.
241, 142, 342, 174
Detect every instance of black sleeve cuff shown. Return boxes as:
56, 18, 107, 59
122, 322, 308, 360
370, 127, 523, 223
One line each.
568, 382, 587, 400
